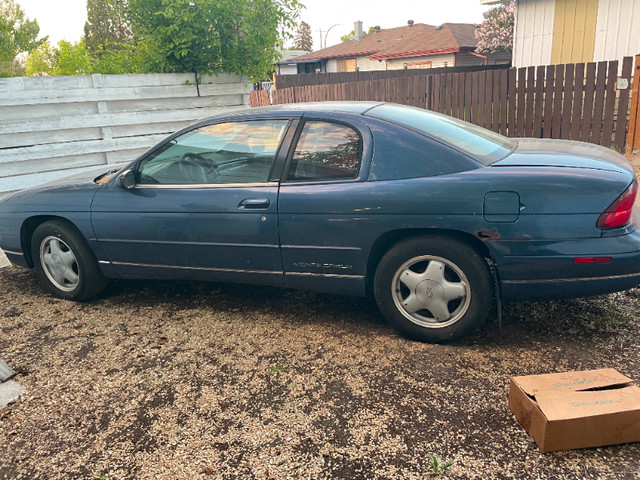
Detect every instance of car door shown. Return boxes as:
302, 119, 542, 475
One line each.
91, 117, 294, 287
277, 116, 373, 296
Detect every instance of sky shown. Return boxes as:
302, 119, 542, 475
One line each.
17, 0, 493, 49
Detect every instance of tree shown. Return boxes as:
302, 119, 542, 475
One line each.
25, 40, 55, 75
292, 20, 311, 51
84, 0, 133, 54
0, 0, 44, 76
53, 39, 97, 75
475, 0, 515, 53
128, 0, 303, 82
340, 26, 375, 43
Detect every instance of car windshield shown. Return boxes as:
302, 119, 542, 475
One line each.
366, 103, 516, 165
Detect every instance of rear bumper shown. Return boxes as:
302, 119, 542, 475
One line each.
501, 270, 640, 302
494, 230, 640, 302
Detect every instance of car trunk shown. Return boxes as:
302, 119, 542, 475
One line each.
492, 138, 633, 175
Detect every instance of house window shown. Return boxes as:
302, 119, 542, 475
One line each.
406, 61, 433, 69
337, 59, 357, 72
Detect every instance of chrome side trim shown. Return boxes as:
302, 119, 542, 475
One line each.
99, 239, 279, 249
98, 260, 111, 265
503, 272, 640, 285
135, 182, 277, 189
286, 272, 364, 280
281, 245, 362, 251
2, 249, 21, 256
111, 261, 281, 276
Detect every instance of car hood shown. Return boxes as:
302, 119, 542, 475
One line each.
0, 166, 118, 212
492, 138, 633, 175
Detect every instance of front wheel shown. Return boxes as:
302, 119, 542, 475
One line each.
31, 220, 108, 300
374, 236, 493, 343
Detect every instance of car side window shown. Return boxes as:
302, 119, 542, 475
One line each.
137, 119, 289, 185
287, 121, 362, 181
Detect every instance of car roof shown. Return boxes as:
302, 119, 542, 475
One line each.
208, 101, 386, 121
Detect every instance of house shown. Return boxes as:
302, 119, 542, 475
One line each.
511, 0, 640, 68
288, 21, 510, 74
275, 49, 311, 75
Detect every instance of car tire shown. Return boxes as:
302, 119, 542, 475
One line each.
31, 220, 108, 301
374, 236, 493, 343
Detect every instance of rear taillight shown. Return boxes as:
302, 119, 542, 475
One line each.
597, 179, 638, 229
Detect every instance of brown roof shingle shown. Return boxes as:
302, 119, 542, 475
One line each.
290, 23, 478, 62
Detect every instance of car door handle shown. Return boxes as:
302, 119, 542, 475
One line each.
238, 198, 271, 209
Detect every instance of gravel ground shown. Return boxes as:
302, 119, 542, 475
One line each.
0, 154, 639, 480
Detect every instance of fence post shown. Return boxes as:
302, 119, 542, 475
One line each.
91, 74, 116, 165
626, 55, 640, 155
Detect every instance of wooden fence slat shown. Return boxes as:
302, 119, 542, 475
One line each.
439, 73, 447, 113
581, 62, 597, 142
633, 56, 640, 150
533, 65, 545, 137
524, 66, 535, 137
542, 65, 555, 138
601, 60, 619, 148
516, 67, 526, 137
452, 74, 459, 119
445, 73, 453, 117
561, 64, 575, 139
621, 56, 637, 153
551, 64, 564, 139
471, 71, 480, 125
616, 55, 640, 154
490, 70, 500, 132
614, 57, 633, 151
508, 68, 516, 136
484, 70, 493, 129
465, 72, 472, 122
477, 71, 485, 128
570, 63, 585, 140
592, 61, 608, 145
499, 68, 508, 135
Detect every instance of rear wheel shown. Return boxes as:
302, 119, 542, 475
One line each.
31, 220, 107, 300
374, 236, 493, 343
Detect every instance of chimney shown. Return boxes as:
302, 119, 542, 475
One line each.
374, 25, 381, 33
408, 20, 414, 27
354, 20, 363, 40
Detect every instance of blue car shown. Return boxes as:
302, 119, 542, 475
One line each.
1, 102, 638, 342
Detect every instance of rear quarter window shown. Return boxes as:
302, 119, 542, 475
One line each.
367, 122, 481, 181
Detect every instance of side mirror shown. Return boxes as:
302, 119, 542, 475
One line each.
119, 169, 136, 190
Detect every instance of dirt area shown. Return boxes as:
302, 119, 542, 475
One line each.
1, 154, 639, 480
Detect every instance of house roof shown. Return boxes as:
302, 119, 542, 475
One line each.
277, 49, 312, 63
289, 23, 479, 63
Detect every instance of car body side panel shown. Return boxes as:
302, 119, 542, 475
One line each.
0, 183, 103, 268
91, 182, 285, 286
278, 166, 637, 297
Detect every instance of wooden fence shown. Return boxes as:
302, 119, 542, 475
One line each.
627, 55, 640, 154
0, 73, 251, 199
268, 57, 637, 151
250, 89, 271, 107
275, 64, 510, 89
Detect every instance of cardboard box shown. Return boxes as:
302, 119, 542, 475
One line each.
509, 368, 640, 452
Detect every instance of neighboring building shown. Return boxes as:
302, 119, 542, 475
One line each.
276, 49, 312, 75
288, 21, 510, 74
512, 0, 640, 68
